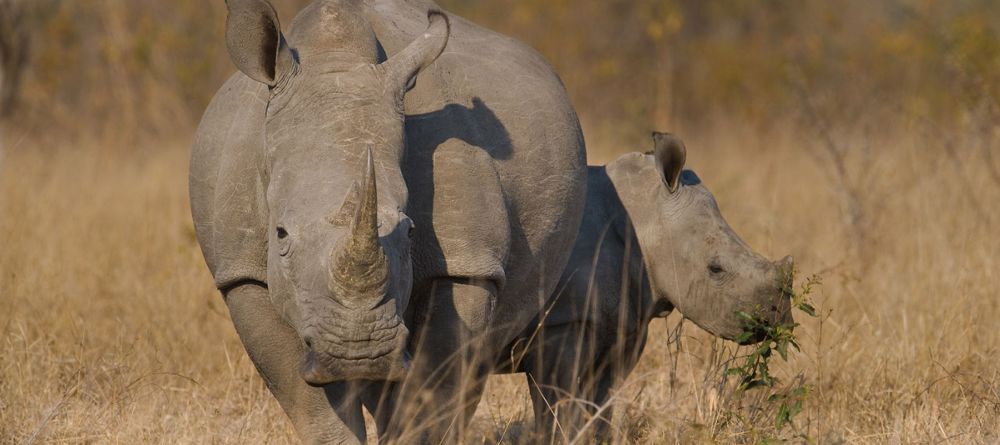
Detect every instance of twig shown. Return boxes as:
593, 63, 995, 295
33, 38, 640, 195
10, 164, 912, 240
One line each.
25, 375, 81, 445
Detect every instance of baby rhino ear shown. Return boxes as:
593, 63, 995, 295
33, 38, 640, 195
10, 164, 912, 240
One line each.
652, 131, 687, 193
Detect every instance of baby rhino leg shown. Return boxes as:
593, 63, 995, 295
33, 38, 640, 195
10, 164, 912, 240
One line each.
522, 322, 614, 444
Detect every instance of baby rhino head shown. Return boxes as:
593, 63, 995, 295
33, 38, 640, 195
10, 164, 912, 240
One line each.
607, 132, 794, 342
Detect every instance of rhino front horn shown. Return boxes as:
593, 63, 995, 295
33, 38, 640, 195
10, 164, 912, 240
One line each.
329, 148, 389, 307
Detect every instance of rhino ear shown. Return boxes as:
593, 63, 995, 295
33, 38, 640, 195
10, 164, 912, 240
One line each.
652, 131, 686, 193
225, 0, 295, 87
383, 10, 450, 92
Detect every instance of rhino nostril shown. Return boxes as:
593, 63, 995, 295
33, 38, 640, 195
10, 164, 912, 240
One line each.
304, 337, 314, 350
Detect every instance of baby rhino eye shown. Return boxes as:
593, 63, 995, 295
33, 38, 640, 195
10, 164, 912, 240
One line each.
708, 263, 725, 275
276, 226, 291, 256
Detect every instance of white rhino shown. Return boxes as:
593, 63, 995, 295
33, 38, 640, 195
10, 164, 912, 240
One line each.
503, 132, 795, 443
188, 0, 586, 443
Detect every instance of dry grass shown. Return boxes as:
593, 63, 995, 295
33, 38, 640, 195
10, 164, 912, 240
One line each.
0, 142, 294, 443
1, 119, 998, 443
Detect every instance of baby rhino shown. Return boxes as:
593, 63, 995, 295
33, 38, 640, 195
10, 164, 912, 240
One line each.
512, 132, 795, 443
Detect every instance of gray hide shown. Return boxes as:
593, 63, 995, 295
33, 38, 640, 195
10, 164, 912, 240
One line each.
189, 0, 586, 443
506, 132, 794, 443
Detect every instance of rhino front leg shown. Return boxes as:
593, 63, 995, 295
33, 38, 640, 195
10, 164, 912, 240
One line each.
224, 283, 367, 444
382, 278, 496, 444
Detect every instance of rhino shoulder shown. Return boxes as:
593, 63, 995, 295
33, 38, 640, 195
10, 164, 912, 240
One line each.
190, 73, 271, 291
405, 139, 510, 288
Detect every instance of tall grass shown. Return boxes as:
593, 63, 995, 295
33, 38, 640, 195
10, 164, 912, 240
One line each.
0, 144, 295, 443
2, 115, 997, 443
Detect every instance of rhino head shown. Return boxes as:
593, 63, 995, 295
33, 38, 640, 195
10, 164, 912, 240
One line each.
607, 132, 794, 342
224, 0, 449, 384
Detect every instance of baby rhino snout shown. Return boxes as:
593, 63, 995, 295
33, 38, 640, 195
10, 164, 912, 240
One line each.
771, 255, 795, 325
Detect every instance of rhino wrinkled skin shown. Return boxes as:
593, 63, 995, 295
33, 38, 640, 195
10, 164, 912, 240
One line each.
506, 132, 795, 442
189, 0, 586, 443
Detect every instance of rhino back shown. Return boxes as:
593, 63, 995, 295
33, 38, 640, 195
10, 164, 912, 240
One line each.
189, 74, 271, 291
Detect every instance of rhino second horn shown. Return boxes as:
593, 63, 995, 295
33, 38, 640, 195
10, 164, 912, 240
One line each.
330, 148, 389, 305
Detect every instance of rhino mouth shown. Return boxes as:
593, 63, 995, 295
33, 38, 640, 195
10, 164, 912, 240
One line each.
300, 315, 411, 385
735, 329, 768, 345
731, 297, 795, 346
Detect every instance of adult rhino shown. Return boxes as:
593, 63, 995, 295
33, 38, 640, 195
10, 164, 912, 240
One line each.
189, 0, 586, 443
505, 132, 794, 443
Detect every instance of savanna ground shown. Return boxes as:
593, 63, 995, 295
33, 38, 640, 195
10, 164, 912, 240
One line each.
2, 1, 1000, 444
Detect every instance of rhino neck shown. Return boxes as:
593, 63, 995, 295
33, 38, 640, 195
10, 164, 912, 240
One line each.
603, 159, 679, 323
589, 166, 664, 329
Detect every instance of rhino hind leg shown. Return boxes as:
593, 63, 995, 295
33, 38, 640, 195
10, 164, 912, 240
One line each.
224, 283, 367, 445
382, 278, 498, 444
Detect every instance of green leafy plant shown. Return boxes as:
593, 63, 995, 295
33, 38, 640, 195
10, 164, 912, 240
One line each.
725, 272, 822, 441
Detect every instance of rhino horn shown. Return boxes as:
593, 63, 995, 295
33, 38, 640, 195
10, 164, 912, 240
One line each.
330, 148, 388, 303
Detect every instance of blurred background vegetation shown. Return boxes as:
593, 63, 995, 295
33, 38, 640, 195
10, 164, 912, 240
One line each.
2, 0, 999, 149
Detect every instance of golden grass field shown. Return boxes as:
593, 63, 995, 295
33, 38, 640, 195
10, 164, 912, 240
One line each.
1, 119, 999, 443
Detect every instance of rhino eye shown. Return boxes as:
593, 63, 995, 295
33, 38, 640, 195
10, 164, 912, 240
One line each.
708, 263, 725, 275
276, 226, 291, 256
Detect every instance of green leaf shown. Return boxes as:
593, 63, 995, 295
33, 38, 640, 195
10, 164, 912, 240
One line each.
775, 403, 792, 429
776, 340, 789, 360
790, 399, 803, 417
760, 347, 772, 359
736, 331, 755, 343
793, 385, 812, 397
797, 302, 817, 317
